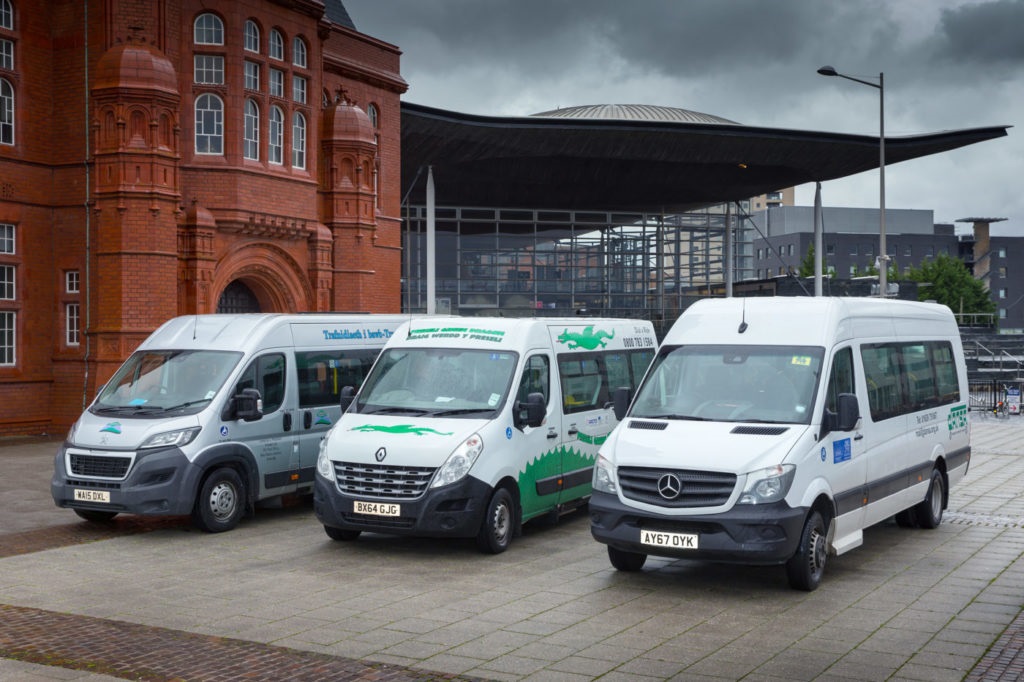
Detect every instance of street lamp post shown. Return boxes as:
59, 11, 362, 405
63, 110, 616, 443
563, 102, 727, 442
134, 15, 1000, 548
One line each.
817, 65, 888, 296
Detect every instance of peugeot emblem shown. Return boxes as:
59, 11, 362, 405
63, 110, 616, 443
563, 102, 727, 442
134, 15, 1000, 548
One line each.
657, 473, 682, 500
375, 447, 387, 463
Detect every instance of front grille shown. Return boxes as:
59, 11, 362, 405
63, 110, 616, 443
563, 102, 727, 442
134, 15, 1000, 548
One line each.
618, 467, 736, 508
334, 461, 435, 499
65, 478, 121, 490
69, 454, 132, 479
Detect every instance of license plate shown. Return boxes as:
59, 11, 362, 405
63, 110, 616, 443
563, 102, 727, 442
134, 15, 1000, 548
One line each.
354, 500, 400, 516
74, 489, 110, 504
641, 529, 698, 549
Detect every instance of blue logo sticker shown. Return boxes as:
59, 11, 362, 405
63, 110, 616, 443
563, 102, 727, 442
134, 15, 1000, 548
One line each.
314, 410, 332, 426
820, 446, 827, 462
506, 427, 513, 440
220, 425, 229, 437
833, 438, 852, 464
100, 422, 122, 434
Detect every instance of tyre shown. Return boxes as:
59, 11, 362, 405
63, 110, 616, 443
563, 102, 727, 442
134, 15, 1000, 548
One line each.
913, 468, 945, 530
324, 525, 361, 541
475, 487, 514, 554
608, 545, 647, 572
74, 508, 119, 523
786, 510, 827, 591
192, 467, 245, 533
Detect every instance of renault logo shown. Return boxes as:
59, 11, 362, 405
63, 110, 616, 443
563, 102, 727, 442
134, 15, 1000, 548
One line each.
657, 473, 682, 500
375, 447, 387, 463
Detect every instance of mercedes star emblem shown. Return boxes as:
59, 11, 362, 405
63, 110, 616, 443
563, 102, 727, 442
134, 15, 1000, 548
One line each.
657, 473, 682, 499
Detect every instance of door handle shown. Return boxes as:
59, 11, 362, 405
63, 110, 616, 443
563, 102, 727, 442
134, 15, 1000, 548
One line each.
854, 433, 864, 441
304, 411, 312, 430
283, 412, 292, 432
567, 426, 578, 435
547, 429, 558, 439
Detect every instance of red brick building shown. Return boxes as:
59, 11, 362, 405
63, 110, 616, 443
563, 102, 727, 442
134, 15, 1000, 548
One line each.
0, 0, 406, 435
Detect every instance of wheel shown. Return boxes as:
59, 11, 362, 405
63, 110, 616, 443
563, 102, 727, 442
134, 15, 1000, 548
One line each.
786, 510, 827, 591
74, 508, 118, 523
894, 508, 918, 528
475, 487, 514, 554
324, 525, 361, 541
608, 545, 647, 571
913, 469, 945, 530
192, 467, 245, 533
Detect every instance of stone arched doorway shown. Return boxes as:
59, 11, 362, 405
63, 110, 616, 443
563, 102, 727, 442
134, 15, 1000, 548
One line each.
216, 280, 261, 313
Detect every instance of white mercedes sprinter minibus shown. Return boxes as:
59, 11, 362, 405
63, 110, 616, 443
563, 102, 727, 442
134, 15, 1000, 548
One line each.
52, 314, 410, 532
314, 316, 656, 553
590, 297, 971, 590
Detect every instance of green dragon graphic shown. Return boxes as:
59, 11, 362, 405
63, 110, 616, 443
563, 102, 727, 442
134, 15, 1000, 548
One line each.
557, 326, 615, 350
350, 424, 454, 436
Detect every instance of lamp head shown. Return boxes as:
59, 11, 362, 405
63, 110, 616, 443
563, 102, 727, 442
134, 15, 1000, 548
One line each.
817, 65, 838, 77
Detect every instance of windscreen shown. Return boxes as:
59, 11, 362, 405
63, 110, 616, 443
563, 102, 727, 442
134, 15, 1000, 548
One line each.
630, 344, 824, 424
356, 347, 518, 418
92, 350, 242, 416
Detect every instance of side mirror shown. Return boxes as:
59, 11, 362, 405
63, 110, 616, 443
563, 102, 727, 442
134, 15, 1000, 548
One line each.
339, 385, 356, 412
513, 391, 546, 430
610, 386, 632, 421
822, 392, 860, 438
234, 388, 263, 422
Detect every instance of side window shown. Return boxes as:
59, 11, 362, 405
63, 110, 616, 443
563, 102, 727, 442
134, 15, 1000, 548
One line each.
605, 352, 631, 392
932, 342, 960, 404
296, 349, 377, 408
861, 344, 903, 422
825, 347, 855, 413
558, 353, 605, 414
904, 343, 936, 409
630, 350, 654, 385
517, 354, 550, 405
235, 353, 286, 414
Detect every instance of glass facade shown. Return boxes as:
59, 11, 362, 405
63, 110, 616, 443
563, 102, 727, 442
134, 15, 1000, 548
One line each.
401, 205, 754, 336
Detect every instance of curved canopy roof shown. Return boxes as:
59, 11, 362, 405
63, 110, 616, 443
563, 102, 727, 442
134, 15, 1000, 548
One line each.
400, 101, 1009, 213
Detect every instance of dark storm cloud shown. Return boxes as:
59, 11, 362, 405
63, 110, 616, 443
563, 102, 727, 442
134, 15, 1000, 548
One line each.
341, 0, 1020, 224
935, 0, 1024, 65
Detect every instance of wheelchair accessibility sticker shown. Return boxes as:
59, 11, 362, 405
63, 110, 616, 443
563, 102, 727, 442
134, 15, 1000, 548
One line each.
833, 438, 851, 464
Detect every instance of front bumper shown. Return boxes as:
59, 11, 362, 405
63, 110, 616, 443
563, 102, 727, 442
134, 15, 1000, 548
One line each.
589, 489, 807, 565
51, 444, 199, 517
314, 473, 493, 538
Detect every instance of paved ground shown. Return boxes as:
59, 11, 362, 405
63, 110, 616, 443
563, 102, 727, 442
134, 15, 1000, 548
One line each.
2, 415, 1024, 681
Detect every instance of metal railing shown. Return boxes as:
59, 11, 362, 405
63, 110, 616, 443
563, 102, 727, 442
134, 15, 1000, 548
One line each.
971, 340, 1024, 380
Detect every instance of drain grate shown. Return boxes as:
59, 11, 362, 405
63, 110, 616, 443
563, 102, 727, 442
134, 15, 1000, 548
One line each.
944, 510, 1024, 528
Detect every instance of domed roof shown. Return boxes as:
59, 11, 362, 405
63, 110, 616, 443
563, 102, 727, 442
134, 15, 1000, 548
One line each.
531, 104, 738, 125
322, 100, 376, 145
94, 39, 177, 95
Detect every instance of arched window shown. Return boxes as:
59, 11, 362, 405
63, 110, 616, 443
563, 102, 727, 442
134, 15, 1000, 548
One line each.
292, 37, 307, 68
194, 13, 223, 45
244, 20, 260, 53
367, 103, 379, 129
268, 105, 283, 164
0, 0, 12, 30
0, 78, 13, 145
269, 29, 284, 60
291, 112, 306, 169
195, 93, 223, 155
244, 99, 259, 160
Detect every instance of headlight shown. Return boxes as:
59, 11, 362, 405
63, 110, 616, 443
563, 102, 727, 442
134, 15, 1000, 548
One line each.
430, 433, 483, 488
738, 464, 796, 505
592, 454, 617, 494
139, 427, 201, 449
316, 435, 335, 482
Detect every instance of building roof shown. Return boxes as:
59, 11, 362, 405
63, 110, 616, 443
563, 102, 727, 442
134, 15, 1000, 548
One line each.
324, 0, 356, 30
400, 101, 1009, 213
531, 104, 738, 125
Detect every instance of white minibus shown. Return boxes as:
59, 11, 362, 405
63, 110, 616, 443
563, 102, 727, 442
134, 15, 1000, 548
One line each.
52, 314, 410, 532
590, 297, 971, 590
314, 316, 656, 553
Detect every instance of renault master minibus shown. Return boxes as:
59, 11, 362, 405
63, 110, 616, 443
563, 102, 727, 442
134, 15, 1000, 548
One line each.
589, 297, 970, 590
314, 316, 656, 553
52, 314, 410, 532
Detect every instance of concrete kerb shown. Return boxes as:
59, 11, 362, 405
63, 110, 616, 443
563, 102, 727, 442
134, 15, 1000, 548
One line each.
1, 416, 1023, 681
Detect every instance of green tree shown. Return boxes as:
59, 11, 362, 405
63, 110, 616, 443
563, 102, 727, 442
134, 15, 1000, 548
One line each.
798, 244, 815, 278
906, 254, 996, 316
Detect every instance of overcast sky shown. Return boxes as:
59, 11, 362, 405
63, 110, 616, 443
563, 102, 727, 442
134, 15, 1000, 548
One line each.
343, 0, 1022, 233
